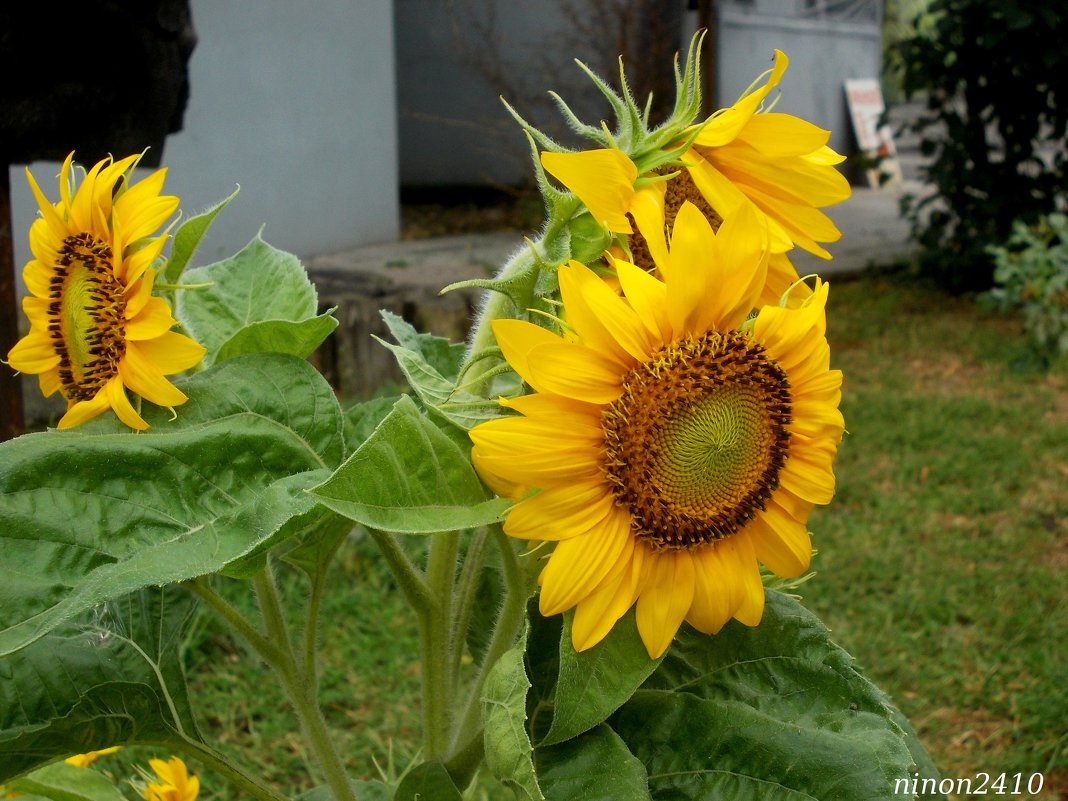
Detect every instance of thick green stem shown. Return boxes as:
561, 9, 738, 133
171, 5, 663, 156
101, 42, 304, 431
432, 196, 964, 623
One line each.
446, 528, 530, 786
252, 568, 357, 801
420, 530, 460, 760
367, 528, 433, 614
449, 529, 488, 693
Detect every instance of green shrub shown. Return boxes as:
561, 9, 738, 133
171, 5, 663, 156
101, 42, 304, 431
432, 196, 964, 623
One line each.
894, 1, 1067, 292
987, 212, 1068, 364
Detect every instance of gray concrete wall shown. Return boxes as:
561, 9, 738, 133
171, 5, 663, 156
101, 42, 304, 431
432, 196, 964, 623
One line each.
714, 4, 883, 158
10, 0, 399, 273
394, 0, 681, 188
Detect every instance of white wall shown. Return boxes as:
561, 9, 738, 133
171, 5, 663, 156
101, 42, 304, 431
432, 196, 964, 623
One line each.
10, 0, 398, 275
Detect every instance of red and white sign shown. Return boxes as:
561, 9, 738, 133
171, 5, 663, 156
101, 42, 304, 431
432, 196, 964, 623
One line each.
844, 78, 902, 187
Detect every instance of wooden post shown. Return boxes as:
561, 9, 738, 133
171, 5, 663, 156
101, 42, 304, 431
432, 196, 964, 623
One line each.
0, 162, 26, 440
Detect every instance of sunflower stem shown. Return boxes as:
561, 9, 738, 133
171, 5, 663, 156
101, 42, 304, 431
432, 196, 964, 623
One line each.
461, 197, 581, 398
367, 528, 433, 613
445, 527, 530, 786
420, 530, 460, 761
450, 528, 489, 694
251, 565, 358, 801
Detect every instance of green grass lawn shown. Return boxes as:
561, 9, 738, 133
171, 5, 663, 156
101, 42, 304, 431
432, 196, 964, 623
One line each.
105, 270, 1067, 800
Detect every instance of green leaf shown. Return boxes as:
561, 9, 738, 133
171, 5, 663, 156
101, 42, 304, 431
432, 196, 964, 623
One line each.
164, 186, 240, 283
309, 395, 511, 534
276, 502, 354, 579
175, 233, 331, 365
393, 761, 462, 801
343, 394, 405, 454
0, 355, 343, 655
215, 313, 339, 363
481, 621, 544, 801
375, 313, 511, 430
535, 725, 651, 801
0, 587, 200, 782
6, 762, 128, 801
608, 590, 915, 801
380, 311, 466, 380
541, 610, 663, 747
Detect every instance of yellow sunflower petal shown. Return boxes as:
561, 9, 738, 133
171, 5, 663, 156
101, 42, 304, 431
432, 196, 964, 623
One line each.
613, 257, 672, 343
504, 480, 615, 541
779, 433, 838, 505
491, 319, 563, 392
707, 201, 770, 330
25, 167, 70, 244
635, 549, 696, 658
760, 252, 804, 307
571, 538, 650, 651
57, 388, 113, 430
7, 330, 60, 374
126, 296, 179, 341
692, 49, 789, 148
628, 182, 670, 268
748, 500, 812, 577
733, 113, 831, 158
721, 533, 765, 626
127, 331, 206, 375
38, 368, 62, 397
665, 202, 717, 336
528, 342, 622, 404
687, 546, 733, 634
559, 260, 651, 362
714, 146, 851, 212
540, 149, 637, 234
539, 507, 632, 616
102, 374, 150, 430
120, 345, 189, 407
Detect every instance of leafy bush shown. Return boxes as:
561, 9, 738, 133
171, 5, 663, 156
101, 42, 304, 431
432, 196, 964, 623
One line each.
987, 212, 1068, 364
894, 1, 1067, 292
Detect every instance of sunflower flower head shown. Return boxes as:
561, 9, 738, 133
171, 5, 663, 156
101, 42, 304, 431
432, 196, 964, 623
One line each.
143, 756, 199, 801
6, 152, 206, 431
532, 44, 850, 305
470, 202, 844, 658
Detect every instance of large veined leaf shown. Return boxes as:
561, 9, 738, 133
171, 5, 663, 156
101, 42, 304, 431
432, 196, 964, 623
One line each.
541, 611, 663, 747
163, 186, 240, 283
0, 587, 200, 782
375, 312, 513, 430
175, 233, 336, 365
523, 591, 923, 800
535, 725, 651, 801
481, 621, 544, 801
0, 355, 344, 655
611, 590, 917, 800
310, 395, 511, 534
4, 761, 128, 801
393, 761, 462, 801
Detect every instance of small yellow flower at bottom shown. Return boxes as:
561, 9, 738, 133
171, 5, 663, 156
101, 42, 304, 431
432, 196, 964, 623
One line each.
144, 756, 199, 801
64, 746, 121, 767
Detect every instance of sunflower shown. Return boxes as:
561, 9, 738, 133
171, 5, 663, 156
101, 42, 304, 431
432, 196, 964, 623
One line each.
470, 202, 844, 658
143, 756, 199, 801
6, 153, 205, 430
540, 50, 850, 303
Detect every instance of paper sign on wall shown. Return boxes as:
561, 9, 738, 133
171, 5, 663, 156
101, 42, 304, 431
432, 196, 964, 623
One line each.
844, 78, 903, 187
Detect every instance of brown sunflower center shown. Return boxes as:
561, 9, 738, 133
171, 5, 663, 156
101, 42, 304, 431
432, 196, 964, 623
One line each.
602, 330, 792, 550
48, 233, 127, 401
626, 168, 723, 273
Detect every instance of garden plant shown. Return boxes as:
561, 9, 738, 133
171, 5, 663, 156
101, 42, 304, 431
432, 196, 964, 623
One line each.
1, 37, 944, 800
